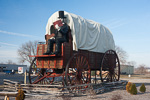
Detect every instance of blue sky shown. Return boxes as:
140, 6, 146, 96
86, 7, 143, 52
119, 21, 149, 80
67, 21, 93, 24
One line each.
0, 0, 150, 67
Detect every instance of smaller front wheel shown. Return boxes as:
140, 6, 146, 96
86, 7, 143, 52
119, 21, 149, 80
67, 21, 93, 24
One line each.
29, 57, 54, 84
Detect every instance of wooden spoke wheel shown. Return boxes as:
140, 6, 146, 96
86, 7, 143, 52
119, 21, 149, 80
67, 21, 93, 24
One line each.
100, 50, 120, 82
29, 57, 54, 84
65, 53, 91, 91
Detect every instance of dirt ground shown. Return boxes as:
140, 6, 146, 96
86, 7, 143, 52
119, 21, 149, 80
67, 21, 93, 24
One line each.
26, 75, 150, 100
1, 75, 150, 100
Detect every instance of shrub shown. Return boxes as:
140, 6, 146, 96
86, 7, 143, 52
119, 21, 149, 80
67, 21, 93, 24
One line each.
139, 83, 146, 93
126, 82, 132, 93
130, 83, 137, 95
16, 88, 25, 100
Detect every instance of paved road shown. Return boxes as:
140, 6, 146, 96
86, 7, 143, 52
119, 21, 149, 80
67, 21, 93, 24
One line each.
0, 72, 63, 85
0, 72, 28, 85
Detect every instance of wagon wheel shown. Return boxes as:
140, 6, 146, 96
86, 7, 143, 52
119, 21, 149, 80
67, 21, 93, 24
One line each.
29, 57, 54, 84
100, 50, 120, 82
65, 53, 91, 91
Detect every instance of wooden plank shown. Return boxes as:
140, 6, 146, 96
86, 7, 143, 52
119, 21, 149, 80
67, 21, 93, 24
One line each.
105, 80, 127, 85
20, 83, 62, 87
3, 82, 15, 86
64, 83, 94, 89
0, 92, 18, 97
3, 88, 16, 91
4, 85, 16, 89
3, 79, 19, 84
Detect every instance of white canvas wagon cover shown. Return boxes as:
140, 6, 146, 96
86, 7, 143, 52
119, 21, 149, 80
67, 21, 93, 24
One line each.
46, 11, 115, 53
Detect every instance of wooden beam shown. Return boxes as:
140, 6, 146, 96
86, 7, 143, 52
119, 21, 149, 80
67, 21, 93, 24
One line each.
0, 92, 18, 97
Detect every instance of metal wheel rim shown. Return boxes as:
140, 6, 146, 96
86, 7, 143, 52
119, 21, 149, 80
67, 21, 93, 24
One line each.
29, 57, 54, 84
100, 50, 120, 82
65, 53, 91, 90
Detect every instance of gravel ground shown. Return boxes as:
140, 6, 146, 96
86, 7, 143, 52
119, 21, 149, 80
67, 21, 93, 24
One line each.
23, 84, 150, 100
0, 78, 150, 100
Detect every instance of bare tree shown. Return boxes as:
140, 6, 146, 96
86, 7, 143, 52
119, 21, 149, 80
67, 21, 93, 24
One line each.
135, 64, 147, 74
0, 62, 4, 64
127, 61, 136, 66
18, 40, 38, 64
115, 45, 128, 65
0, 60, 16, 64
6, 60, 17, 65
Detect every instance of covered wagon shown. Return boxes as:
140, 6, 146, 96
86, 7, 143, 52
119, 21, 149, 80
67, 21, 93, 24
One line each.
29, 11, 120, 87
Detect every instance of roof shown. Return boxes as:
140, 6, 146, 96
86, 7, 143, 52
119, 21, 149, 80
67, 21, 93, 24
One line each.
0, 64, 27, 70
121, 65, 134, 68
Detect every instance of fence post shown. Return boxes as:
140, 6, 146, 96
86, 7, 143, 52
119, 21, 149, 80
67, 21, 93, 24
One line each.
15, 83, 18, 91
24, 70, 27, 84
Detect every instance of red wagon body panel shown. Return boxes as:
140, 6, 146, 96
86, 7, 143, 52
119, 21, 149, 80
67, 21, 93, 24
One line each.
35, 43, 72, 69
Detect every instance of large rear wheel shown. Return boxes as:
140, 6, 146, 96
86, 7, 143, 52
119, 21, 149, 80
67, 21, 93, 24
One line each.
65, 53, 91, 91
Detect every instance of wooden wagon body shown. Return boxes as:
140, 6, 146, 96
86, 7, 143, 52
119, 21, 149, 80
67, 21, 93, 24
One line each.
36, 44, 107, 70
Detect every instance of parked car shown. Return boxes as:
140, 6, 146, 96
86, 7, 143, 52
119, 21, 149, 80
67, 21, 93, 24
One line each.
4, 70, 15, 74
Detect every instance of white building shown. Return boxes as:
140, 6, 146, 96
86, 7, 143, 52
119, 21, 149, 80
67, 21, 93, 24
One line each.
120, 65, 134, 75
146, 68, 150, 73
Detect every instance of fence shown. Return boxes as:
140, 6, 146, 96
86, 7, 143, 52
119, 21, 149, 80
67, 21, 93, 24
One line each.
2, 79, 127, 97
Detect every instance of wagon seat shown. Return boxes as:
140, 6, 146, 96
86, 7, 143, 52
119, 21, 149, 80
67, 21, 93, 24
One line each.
44, 29, 73, 56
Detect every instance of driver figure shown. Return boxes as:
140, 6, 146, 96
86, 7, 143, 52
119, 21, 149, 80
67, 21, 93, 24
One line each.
44, 11, 69, 55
